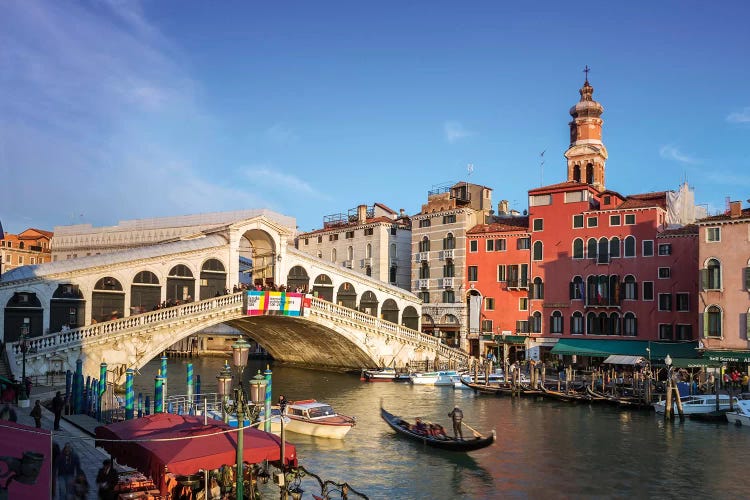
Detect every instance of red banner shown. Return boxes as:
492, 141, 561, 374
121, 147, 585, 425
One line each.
0, 420, 52, 499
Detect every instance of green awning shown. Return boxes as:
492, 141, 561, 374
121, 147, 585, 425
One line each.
550, 338, 700, 359
703, 350, 750, 363
670, 358, 723, 368
481, 335, 528, 344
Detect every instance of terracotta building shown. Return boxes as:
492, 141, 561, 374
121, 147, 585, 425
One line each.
0, 228, 53, 274
697, 200, 750, 363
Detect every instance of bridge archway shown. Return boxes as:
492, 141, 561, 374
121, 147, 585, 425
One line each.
51, 284, 85, 332
240, 229, 277, 286
130, 271, 160, 315
200, 258, 227, 299
92, 277, 125, 323
381, 299, 399, 324
286, 266, 309, 292
336, 282, 357, 309
4, 292, 43, 341
421, 314, 435, 335
313, 274, 334, 301
402, 306, 419, 330
167, 264, 195, 303
359, 291, 378, 316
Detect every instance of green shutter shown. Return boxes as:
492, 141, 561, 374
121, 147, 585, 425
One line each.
700, 269, 709, 291
744, 267, 750, 290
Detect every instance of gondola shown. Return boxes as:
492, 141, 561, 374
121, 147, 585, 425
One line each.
539, 385, 589, 403
459, 377, 506, 395
380, 406, 496, 452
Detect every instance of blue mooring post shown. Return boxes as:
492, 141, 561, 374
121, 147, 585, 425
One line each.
154, 372, 164, 413
84, 376, 91, 415
98, 363, 107, 422
160, 354, 168, 402
65, 370, 72, 403
264, 365, 272, 433
74, 359, 83, 414
195, 374, 201, 410
186, 363, 193, 413
125, 369, 134, 420
89, 380, 97, 415
138, 393, 143, 418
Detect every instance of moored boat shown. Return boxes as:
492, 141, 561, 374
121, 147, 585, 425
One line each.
380, 405, 495, 452
362, 367, 398, 382
409, 370, 460, 386
725, 399, 750, 427
284, 400, 356, 439
653, 394, 739, 415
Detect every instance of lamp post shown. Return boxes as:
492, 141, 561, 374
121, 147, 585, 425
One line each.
216, 362, 232, 423
18, 321, 31, 407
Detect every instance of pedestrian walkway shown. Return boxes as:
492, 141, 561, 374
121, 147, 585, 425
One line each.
4, 383, 131, 500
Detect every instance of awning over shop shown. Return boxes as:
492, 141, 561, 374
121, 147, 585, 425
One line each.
703, 350, 750, 363
550, 338, 700, 360
670, 357, 723, 368
603, 355, 645, 365
481, 335, 529, 344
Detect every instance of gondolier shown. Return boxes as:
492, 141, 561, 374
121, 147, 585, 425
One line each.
448, 406, 464, 440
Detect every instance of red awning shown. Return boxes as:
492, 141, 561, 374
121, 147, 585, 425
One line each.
95, 413, 296, 487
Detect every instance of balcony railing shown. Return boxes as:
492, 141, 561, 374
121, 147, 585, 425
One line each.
361, 258, 373, 268
439, 249, 454, 260
343, 260, 353, 269
414, 252, 429, 263
439, 278, 454, 289
416, 279, 429, 289
507, 279, 529, 289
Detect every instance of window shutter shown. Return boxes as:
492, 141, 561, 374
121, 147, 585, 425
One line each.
745, 267, 750, 290
700, 269, 709, 291
746, 311, 750, 338
569, 282, 575, 299
703, 311, 709, 337
634, 282, 639, 300
633, 317, 638, 336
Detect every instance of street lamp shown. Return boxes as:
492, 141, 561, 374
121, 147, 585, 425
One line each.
18, 321, 31, 407
216, 362, 233, 423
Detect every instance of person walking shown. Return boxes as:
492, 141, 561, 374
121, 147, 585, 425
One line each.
96, 459, 119, 500
448, 406, 464, 440
30, 399, 43, 428
56, 443, 81, 500
52, 391, 64, 430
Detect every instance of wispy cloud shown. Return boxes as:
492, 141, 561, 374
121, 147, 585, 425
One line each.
243, 166, 330, 200
702, 170, 750, 188
659, 145, 700, 165
443, 121, 474, 144
727, 107, 750, 123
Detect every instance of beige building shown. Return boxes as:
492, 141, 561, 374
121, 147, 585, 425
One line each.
697, 200, 750, 363
0, 228, 53, 274
411, 182, 493, 350
297, 203, 412, 291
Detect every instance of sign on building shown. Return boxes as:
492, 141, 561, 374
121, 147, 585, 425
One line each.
246, 291, 304, 316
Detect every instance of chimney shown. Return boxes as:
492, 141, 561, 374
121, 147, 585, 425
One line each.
729, 200, 742, 218
357, 204, 368, 224
498, 200, 509, 215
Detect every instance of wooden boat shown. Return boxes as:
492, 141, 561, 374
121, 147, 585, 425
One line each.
284, 400, 356, 439
586, 387, 652, 410
539, 385, 589, 403
459, 377, 506, 395
380, 406, 495, 452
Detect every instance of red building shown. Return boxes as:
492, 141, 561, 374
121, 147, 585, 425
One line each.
470, 76, 701, 364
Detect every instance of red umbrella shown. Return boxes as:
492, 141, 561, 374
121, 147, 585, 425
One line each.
95, 413, 297, 489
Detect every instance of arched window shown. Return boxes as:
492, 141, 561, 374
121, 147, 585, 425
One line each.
550, 311, 563, 334
573, 164, 581, 182
347, 246, 353, 261
573, 238, 584, 259
532, 277, 544, 300
587, 238, 597, 259
443, 261, 455, 278
419, 237, 430, 252
609, 237, 620, 258
705, 305, 722, 337
623, 312, 637, 336
586, 163, 594, 184
598, 237, 608, 263
531, 311, 542, 333
586, 312, 598, 335
419, 262, 430, 279
532, 241, 543, 261
586, 276, 598, 305
443, 233, 455, 250
390, 243, 396, 259
331, 248, 337, 263
599, 312, 609, 335
610, 313, 621, 336
570, 276, 584, 300
571, 311, 584, 335
624, 236, 636, 257
704, 259, 721, 290
624, 275, 638, 300
366, 243, 372, 259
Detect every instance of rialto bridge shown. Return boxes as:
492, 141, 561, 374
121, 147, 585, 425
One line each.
0, 210, 468, 384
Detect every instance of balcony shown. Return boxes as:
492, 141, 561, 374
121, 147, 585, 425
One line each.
585, 296, 622, 308
439, 249, 454, 260
507, 279, 529, 289
415, 279, 429, 289
343, 260, 353, 269
361, 258, 373, 268
439, 278, 454, 289
414, 252, 429, 263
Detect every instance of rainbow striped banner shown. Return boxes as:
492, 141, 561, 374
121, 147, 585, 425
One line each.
246, 291, 304, 316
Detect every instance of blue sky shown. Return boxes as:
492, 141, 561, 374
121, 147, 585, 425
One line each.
2, 1, 749, 234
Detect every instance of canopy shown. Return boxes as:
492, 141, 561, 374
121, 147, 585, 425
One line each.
95, 413, 296, 490
603, 355, 645, 365
550, 339, 699, 360
702, 350, 750, 363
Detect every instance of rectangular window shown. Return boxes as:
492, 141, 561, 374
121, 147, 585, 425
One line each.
391, 227, 397, 236
625, 214, 636, 225
304, 238, 309, 245
587, 217, 598, 228
345, 231, 354, 239
317, 236, 323, 243
364, 228, 374, 236
442, 290, 455, 303
706, 227, 720, 242
496, 239, 507, 251
676, 293, 690, 312
485, 297, 495, 310
519, 297, 528, 311
419, 219, 431, 228
481, 319, 493, 333
517, 238, 530, 250
529, 194, 552, 206
516, 320, 529, 333
486, 239, 494, 251
418, 292, 430, 303
609, 215, 621, 226
573, 214, 584, 228
468, 266, 478, 282
676, 324, 693, 340
533, 219, 544, 231
643, 281, 654, 301
603, 195, 611, 205
643, 240, 654, 257
497, 265, 506, 282
658, 267, 671, 279
659, 324, 674, 340
469, 240, 478, 252
658, 293, 672, 311
565, 190, 586, 203
658, 243, 672, 255
443, 214, 456, 224
19, 256, 24, 264
329, 234, 338, 241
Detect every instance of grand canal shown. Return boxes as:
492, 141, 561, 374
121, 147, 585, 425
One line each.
133, 356, 750, 499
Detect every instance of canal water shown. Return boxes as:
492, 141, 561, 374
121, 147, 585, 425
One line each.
133, 356, 750, 499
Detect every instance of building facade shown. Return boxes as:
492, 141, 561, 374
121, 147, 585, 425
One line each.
697, 200, 750, 363
411, 182, 493, 350
0, 228, 53, 274
296, 203, 412, 291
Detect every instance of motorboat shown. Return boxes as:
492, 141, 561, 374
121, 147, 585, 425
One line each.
653, 394, 740, 415
362, 367, 398, 382
257, 405, 291, 435
284, 399, 356, 439
725, 399, 750, 427
409, 370, 460, 386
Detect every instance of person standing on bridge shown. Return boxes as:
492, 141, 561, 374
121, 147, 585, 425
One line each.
448, 406, 464, 440
52, 391, 65, 430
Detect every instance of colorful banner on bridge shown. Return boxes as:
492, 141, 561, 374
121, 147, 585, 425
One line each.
245, 291, 304, 316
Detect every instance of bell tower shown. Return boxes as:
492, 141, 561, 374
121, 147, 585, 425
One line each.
565, 66, 608, 191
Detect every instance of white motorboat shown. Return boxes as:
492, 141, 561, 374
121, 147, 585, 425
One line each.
284, 399, 356, 439
409, 370, 460, 386
257, 405, 291, 435
362, 367, 398, 382
653, 394, 739, 415
726, 399, 750, 426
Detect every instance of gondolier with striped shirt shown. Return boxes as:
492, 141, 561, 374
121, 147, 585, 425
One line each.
448, 406, 464, 440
